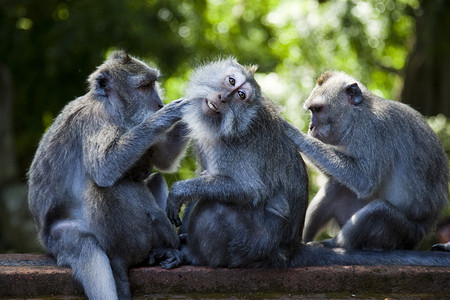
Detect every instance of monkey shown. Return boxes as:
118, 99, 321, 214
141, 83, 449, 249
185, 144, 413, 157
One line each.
166, 58, 309, 267
282, 70, 449, 251
166, 59, 450, 268
27, 51, 189, 300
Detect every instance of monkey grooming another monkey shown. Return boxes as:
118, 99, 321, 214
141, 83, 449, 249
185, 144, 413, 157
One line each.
28, 51, 188, 300
283, 71, 449, 251
167, 59, 450, 268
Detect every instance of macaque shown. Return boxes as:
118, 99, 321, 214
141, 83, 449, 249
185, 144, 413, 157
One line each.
28, 51, 189, 299
283, 71, 449, 251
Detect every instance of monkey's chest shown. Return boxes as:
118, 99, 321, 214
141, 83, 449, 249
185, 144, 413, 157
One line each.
199, 145, 240, 174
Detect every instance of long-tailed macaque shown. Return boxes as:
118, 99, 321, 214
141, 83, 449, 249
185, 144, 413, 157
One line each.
283, 71, 449, 251
28, 51, 189, 299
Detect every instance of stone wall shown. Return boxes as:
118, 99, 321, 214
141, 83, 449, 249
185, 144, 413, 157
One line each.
1, 254, 449, 298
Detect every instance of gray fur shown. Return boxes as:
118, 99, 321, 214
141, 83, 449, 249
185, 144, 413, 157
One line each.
168, 61, 450, 268
28, 51, 189, 299
283, 71, 449, 251
167, 58, 309, 267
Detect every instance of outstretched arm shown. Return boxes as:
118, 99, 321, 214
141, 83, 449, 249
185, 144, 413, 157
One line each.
281, 119, 381, 199
152, 121, 190, 171
166, 174, 257, 226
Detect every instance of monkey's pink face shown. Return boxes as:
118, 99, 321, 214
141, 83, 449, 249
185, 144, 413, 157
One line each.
201, 68, 253, 117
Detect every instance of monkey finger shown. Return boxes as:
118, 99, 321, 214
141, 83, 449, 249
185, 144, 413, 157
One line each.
166, 206, 181, 227
166, 97, 187, 106
160, 249, 183, 269
172, 214, 182, 227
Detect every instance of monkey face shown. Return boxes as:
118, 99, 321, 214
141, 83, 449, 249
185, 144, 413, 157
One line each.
304, 71, 363, 146
89, 51, 164, 126
184, 58, 261, 140
201, 68, 253, 118
304, 91, 335, 144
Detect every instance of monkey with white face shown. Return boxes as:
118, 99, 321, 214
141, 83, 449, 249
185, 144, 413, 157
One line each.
28, 51, 188, 299
283, 71, 449, 251
166, 58, 309, 267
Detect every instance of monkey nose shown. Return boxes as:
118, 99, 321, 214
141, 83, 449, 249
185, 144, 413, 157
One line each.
218, 93, 226, 103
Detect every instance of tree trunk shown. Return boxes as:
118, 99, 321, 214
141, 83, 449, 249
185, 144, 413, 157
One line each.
401, 0, 450, 117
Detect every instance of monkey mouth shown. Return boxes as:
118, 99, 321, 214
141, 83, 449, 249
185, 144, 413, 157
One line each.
206, 99, 220, 113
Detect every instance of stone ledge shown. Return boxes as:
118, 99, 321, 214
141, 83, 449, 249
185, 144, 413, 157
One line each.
0, 254, 449, 298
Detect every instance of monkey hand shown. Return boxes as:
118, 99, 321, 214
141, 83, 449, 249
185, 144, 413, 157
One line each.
166, 188, 183, 227
280, 118, 308, 148
151, 98, 190, 125
163, 97, 190, 113
148, 248, 183, 269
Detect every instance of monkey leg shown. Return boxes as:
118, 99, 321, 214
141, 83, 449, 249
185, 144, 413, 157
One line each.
303, 180, 362, 243
145, 173, 169, 211
332, 199, 419, 250
303, 187, 334, 243
46, 220, 119, 300
110, 256, 132, 299
146, 206, 182, 268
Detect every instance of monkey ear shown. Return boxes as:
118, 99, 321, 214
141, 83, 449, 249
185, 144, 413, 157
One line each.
94, 71, 124, 114
345, 82, 363, 105
247, 64, 259, 75
110, 50, 131, 64
95, 72, 111, 98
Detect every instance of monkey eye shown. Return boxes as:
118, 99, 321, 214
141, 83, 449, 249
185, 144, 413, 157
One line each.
237, 90, 246, 100
228, 76, 236, 86
139, 81, 153, 89
310, 106, 323, 114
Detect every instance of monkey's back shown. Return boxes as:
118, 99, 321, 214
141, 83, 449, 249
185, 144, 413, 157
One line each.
28, 97, 88, 238
364, 97, 449, 218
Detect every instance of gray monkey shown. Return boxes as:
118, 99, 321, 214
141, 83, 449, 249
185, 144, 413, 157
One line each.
167, 59, 450, 268
283, 71, 449, 251
28, 51, 189, 300
167, 58, 309, 267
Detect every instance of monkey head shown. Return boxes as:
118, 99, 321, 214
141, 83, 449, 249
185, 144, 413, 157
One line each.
88, 50, 163, 125
303, 71, 365, 145
184, 58, 261, 140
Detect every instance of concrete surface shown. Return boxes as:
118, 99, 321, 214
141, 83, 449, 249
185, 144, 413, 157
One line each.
0, 254, 449, 298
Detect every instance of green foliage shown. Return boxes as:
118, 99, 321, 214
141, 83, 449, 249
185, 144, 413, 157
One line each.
0, 0, 422, 175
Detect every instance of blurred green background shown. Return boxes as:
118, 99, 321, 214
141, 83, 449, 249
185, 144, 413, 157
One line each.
1, 0, 449, 253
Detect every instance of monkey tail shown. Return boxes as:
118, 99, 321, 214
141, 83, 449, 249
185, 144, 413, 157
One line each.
289, 244, 450, 267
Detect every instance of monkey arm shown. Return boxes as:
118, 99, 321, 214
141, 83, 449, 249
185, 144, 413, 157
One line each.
282, 120, 381, 199
152, 121, 190, 171
166, 175, 255, 226
84, 101, 187, 187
